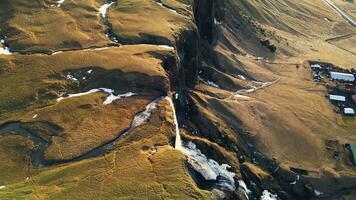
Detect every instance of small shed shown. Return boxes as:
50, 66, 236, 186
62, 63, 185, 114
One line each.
344, 108, 355, 115
329, 94, 346, 102
330, 71, 355, 82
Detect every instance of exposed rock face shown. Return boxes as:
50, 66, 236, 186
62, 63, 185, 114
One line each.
240, 163, 281, 195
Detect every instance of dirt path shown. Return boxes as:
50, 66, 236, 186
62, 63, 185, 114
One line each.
323, 0, 356, 27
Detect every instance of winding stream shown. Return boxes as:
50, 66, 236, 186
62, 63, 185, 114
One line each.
0, 122, 48, 167
0, 96, 162, 167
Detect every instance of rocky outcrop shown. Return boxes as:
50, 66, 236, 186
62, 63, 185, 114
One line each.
240, 163, 281, 195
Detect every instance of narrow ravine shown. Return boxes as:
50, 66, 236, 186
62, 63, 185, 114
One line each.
98, 1, 119, 43
165, 96, 250, 198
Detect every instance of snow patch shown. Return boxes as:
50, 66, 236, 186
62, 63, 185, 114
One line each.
32, 114, 38, 119
236, 80, 275, 94
0, 38, 12, 55
103, 92, 136, 105
207, 80, 220, 88
130, 98, 160, 128
87, 69, 93, 74
57, 88, 135, 105
0, 186, 5, 190
57, 89, 100, 102
57, 0, 65, 7
82, 46, 116, 52
238, 180, 251, 199
158, 45, 174, 50
119, 97, 163, 138
261, 190, 278, 200
156, 2, 178, 13
51, 51, 63, 55
314, 190, 323, 196
99, 2, 115, 18
233, 94, 251, 101
66, 74, 78, 81
179, 141, 236, 191
237, 74, 247, 80
214, 18, 222, 25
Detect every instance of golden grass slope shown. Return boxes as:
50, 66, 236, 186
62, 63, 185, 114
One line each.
0, 0, 111, 54
0, 45, 172, 124
109, 0, 194, 44
0, 99, 213, 200
193, 0, 356, 193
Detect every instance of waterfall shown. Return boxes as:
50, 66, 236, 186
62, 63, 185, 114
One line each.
165, 96, 182, 150
164, 96, 237, 194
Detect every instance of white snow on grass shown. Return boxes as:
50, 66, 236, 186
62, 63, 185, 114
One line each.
103, 92, 136, 105
207, 80, 220, 88
158, 45, 174, 50
0, 38, 12, 55
99, 2, 115, 18
236, 80, 278, 94
0, 186, 5, 190
237, 74, 246, 80
82, 46, 117, 52
57, 88, 136, 105
314, 190, 323, 196
51, 51, 63, 55
66, 73, 78, 81
57, 89, 101, 102
0, 46, 11, 55
238, 180, 251, 199
156, 2, 178, 13
32, 114, 38, 119
198, 76, 220, 88
57, 0, 65, 7
130, 97, 160, 128
214, 18, 222, 25
261, 190, 278, 200
119, 97, 163, 138
179, 141, 236, 191
233, 94, 251, 101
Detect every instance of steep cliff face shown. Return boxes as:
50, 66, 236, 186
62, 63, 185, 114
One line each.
182, 0, 356, 199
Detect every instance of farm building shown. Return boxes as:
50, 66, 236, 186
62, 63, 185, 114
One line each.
330, 71, 355, 82
329, 94, 346, 102
344, 108, 355, 115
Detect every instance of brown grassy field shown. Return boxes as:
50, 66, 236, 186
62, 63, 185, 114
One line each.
0, 98, 213, 200
189, 0, 356, 196
0, 0, 356, 199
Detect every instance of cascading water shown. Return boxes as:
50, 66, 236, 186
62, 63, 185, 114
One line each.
164, 96, 182, 150
164, 96, 237, 195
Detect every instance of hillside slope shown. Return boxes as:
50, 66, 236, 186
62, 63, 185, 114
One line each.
0, 0, 355, 199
